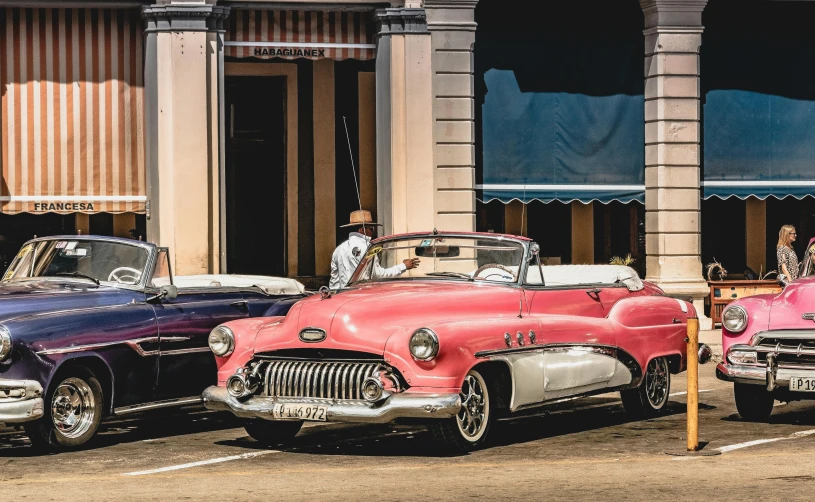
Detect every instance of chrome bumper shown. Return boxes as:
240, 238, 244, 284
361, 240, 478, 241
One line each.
202, 386, 461, 424
717, 361, 815, 391
0, 379, 44, 423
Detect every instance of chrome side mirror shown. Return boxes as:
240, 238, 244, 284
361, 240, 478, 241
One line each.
147, 284, 178, 303
778, 274, 790, 288
161, 285, 178, 300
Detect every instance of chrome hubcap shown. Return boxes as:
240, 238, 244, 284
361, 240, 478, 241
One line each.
51, 378, 95, 439
645, 358, 669, 408
457, 373, 488, 441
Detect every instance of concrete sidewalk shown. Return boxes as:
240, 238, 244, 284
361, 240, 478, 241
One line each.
700, 329, 722, 355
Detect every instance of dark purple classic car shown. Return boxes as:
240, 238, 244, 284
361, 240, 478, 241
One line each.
0, 236, 306, 450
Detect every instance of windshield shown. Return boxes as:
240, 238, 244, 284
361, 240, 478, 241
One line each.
2, 239, 150, 286
348, 236, 526, 285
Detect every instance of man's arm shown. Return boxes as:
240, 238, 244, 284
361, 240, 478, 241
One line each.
371, 257, 420, 278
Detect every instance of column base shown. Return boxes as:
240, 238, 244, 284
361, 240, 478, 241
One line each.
650, 278, 712, 330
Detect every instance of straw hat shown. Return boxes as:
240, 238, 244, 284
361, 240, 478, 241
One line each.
340, 210, 382, 228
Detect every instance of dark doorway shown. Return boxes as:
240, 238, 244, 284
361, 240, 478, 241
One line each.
225, 76, 286, 276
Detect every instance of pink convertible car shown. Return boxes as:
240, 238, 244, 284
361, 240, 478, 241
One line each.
717, 250, 815, 421
203, 231, 695, 450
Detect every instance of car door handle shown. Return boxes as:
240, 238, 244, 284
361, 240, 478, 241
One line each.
586, 288, 602, 297
230, 300, 248, 310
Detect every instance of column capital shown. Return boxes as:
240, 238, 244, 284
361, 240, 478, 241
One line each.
142, 3, 230, 33
424, 0, 478, 32
376, 8, 429, 36
640, 0, 707, 31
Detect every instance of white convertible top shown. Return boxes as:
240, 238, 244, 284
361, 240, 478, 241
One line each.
525, 265, 644, 291
155, 274, 305, 295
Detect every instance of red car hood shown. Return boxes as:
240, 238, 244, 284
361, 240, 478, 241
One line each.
252, 280, 522, 355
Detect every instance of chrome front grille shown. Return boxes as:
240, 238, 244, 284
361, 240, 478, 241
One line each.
755, 334, 815, 365
261, 360, 380, 400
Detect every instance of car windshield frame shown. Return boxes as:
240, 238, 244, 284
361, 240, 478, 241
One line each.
0, 236, 158, 291
347, 233, 531, 287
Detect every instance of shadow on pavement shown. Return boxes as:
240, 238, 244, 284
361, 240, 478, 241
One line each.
216, 397, 717, 457
721, 401, 815, 426
0, 410, 243, 457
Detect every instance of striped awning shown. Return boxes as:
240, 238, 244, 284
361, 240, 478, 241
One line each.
0, 8, 146, 215
225, 10, 376, 61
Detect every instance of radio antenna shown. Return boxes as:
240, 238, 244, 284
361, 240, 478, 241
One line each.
342, 116, 366, 233
520, 183, 527, 236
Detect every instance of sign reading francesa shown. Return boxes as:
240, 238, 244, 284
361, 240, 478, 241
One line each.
33, 202, 96, 211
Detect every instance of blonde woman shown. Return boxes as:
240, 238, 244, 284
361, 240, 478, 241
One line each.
777, 225, 799, 281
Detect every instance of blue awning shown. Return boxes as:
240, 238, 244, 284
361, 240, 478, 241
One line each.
701, 3, 815, 203
478, 47, 645, 205
477, 184, 644, 204
702, 90, 815, 201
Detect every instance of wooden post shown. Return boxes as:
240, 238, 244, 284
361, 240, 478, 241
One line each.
687, 317, 699, 451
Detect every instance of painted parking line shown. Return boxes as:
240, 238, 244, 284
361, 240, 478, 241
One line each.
123, 450, 279, 476
669, 389, 713, 397
672, 429, 815, 459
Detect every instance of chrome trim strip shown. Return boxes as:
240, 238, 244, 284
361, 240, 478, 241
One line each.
37, 337, 160, 356
159, 347, 211, 356
475, 343, 618, 359
113, 396, 203, 415
160, 336, 191, 343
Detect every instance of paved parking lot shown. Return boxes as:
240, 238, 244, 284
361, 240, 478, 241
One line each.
3, 339, 815, 501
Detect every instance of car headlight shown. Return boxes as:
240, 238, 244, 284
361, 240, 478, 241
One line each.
0, 325, 10, 362
722, 306, 748, 333
208, 325, 234, 357
409, 328, 439, 361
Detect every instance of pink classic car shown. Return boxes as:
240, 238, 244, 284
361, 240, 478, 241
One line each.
203, 232, 695, 450
717, 271, 815, 421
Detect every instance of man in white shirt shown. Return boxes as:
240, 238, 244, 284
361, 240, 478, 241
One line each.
329, 210, 419, 289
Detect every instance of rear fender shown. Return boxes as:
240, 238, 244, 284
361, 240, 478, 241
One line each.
605, 295, 692, 373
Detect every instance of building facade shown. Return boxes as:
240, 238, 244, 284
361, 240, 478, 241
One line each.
1, 0, 813, 325
474, 0, 815, 326
0, 0, 478, 288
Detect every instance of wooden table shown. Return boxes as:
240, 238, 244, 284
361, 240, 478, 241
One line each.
709, 280, 782, 324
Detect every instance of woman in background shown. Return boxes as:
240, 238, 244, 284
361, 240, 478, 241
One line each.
777, 225, 799, 281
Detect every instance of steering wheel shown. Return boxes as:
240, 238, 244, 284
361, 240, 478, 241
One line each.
108, 267, 142, 285
473, 263, 515, 281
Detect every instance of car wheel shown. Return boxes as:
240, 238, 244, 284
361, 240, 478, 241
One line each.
243, 419, 303, 446
429, 369, 493, 451
621, 356, 671, 418
734, 383, 774, 422
25, 369, 104, 451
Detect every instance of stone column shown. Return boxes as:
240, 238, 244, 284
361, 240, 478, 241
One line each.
425, 0, 477, 232
143, 1, 228, 275
375, 8, 436, 236
641, 0, 710, 327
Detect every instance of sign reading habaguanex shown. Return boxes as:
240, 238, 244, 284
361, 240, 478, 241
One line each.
33, 202, 96, 211
253, 48, 326, 58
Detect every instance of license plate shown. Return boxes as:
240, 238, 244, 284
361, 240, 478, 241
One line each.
272, 403, 327, 421
789, 377, 815, 392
